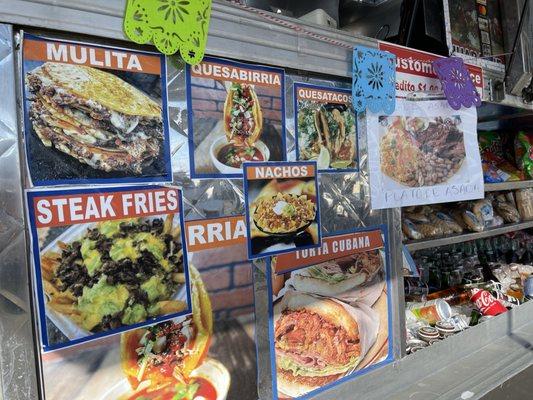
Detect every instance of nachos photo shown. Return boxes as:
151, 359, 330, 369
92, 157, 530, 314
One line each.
22, 35, 171, 185
243, 162, 321, 259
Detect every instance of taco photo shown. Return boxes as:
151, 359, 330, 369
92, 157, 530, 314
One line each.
22, 35, 171, 185
187, 57, 286, 178
118, 265, 229, 400
295, 84, 357, 171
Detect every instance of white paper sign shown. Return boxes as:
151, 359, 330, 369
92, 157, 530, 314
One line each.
367, 98, 483, 209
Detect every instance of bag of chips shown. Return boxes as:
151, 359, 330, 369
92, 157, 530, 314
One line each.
515, 131, 533, 179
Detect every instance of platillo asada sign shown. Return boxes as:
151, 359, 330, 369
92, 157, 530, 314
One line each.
26, 185, 191, 351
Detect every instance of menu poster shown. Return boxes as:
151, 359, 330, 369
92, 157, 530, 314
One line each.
378, 42, 483, 99
267, 227, 393, 399
40, 214, 258, 400
22, 34, 172, 186
294, 82, 358, 172
367, 98, 483, 209
243, 161, 321, 259
26, 185, 191, 351
186, 56, 286, 179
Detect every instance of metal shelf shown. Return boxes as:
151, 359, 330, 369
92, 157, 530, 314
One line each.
484, 180, 533, 192
405, 220, 533, 251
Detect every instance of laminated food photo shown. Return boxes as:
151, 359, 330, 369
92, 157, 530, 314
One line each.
294, 83, 357, 172
186, 57, 286, 178
269, 229, 392, 399
22, 34, 172, 186
40, 220, 259, 400
367, 98, 483, 209
379, 115, 466, 187
243, 162, 321, 259
41, 265, 229, 400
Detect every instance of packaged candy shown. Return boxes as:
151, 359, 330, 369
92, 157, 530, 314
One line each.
494, 193, 521, 223
479, 131, 523, 182
462, 209, 484, 232
472, 199, 494, 226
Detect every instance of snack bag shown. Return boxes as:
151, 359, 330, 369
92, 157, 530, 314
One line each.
515, 131, 533, 179
516, 188, 533, 221
479, 131, 523, 182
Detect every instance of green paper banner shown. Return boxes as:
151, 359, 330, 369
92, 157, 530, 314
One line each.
124, 0, 212, 64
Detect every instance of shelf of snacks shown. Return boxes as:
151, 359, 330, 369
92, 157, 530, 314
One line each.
479, 130, 533, 189
403, 189, 533, 251
405, 220, 533, 251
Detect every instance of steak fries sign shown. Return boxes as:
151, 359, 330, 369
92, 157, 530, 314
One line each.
26, 185, 191, 351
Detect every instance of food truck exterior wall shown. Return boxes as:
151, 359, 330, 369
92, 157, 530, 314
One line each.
0, 1, 531, 400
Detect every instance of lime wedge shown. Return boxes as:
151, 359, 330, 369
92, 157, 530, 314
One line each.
330, 160, 353, 169
316, 145, 330, 169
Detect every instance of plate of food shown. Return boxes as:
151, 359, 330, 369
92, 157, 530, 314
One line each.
379, 116, 466, 188
107, 265, 230, 400
209, 82, 271, 174
25, 62, 166, 178
39, 215, 188, 342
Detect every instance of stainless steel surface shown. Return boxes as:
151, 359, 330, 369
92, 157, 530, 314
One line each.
0, 1, 530, 400
0, 0, 530, 110
484, 180, 533, 192
312, 300, 533, 400
0, 24, 39, 400
405, 221, 533, 251
0, 0, 377, 78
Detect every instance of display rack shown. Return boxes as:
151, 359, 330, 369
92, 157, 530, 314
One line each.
485, 180, 533, 192
405, 221, 533, 251
0, 1, 532, 400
